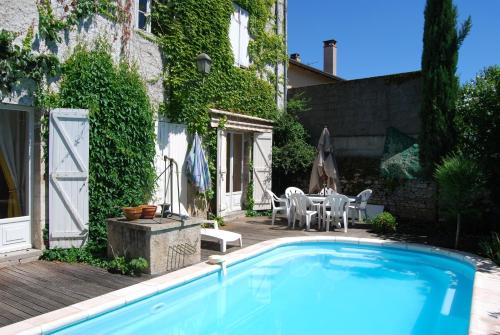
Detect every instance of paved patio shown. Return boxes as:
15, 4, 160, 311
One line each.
0, 216, 378, 327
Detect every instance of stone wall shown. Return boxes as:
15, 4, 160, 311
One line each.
288, 71, 422, 157
337, 157, 436, 223
0, 0, 164, 107
0, 1, 164, 250
280, 71, 435, 223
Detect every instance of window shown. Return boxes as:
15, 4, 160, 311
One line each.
229, 4, 250, 67
135, 0, 151, 32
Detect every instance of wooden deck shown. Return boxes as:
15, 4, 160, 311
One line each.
0, 217, 375, 327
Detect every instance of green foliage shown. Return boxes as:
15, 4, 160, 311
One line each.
41, 248, 148, 276
370, 212, 397, 234
208, 213, 226, 227
434, 154, 485, 217
0, 29, 59, 96
109, 256, 149, 276
479, 232, 500, 266
153, 0, 282, 132
380, 127, 422, 180
245, 209, 272, 217
434, 154, 485, 247
41, 43, 156, 251
37, 0, 119, 42
419, 0, 471, 175
272, 93, 316, 175
152, 0, 285, 198
40, 247, 109, 268
245, 159, 255, 215
455, 66, 500, 204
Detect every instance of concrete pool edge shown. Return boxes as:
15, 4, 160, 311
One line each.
1, 236, 498, 335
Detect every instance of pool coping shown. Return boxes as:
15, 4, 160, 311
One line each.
1, 236, 499, 335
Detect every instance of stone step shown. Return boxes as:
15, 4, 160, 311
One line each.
221, 210, 247, 222
0, 248, 43, 268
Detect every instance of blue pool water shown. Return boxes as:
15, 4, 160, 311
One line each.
51, 242, 475, 335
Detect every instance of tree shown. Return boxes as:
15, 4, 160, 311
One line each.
434, 155, 484, 248
455, 66, 500, 205
272, 93, 316, 191
419, 0, 471, 175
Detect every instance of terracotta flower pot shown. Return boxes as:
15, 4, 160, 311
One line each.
122, 207, 142, 221
140, 205, 157, 219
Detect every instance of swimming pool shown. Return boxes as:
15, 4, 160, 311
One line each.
48, 241, 474, 335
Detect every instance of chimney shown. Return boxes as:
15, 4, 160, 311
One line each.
323, 39, 337, 76
290, 53, 301, 62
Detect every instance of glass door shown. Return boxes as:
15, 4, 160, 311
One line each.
0, 108, 32, 253
225, 132, 244, 211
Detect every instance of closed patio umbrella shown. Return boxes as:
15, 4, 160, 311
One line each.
186, 133, 211, 193
308, 127, 340, 194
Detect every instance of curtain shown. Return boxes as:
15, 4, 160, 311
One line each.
0, 111, 27, 218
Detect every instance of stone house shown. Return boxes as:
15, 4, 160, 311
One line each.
0, 1, 286, 254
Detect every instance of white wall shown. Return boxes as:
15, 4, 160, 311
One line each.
153, 120, 189, 216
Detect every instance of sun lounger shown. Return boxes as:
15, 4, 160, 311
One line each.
200, 220, 242, 252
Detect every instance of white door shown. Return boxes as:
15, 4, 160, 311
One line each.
49, 109, 89, 248
253, 132, 272, 210
226, 132, 244, 211
0, 107, 32, 253
218, 132, 245, 215
216, 130, 228, 214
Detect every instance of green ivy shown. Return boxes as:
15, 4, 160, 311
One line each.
245, 160, 255, 215
152, 0, 286, 196
40, 42, 156, 251
37, 0, 120, 42
0, 28, 59, 96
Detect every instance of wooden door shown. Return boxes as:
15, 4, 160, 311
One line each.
49, 109, 89, 248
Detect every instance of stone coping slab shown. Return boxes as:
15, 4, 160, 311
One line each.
1, 237, 498, 335
107, 216, 204, 232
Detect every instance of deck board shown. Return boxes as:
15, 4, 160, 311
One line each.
0, 217, 376, 327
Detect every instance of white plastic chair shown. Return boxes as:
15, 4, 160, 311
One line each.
289, 193, 317, 231
285, 187, 305, 225
266, 189, 287, 225
322, 194, 350, 232
349, 189, 372, 223
285, 187, 304, 197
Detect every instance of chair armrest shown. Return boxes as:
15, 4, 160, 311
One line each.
200, 220, 219, 230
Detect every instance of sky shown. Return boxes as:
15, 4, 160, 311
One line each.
287, 0, 500, 83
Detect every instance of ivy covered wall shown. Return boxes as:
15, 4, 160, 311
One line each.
0, 0, 287, 249
152, 0, 287, 198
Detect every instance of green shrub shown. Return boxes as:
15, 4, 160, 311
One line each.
208, 213, 225, 227
44, 42, 157, 251
455, 66, 500, 205
40, 247, 108, 268
272, 93, 316, 176
479, 232, 500, 266
371, 212, 397, 234
434, 154, 485, 248
108, 257, 148, 276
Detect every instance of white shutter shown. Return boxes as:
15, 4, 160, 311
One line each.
239, 7, 250, 67
253, 131, 272, 210
49, 109, 89, 248
153, 120, 188, 216
217, 129, 228, 214
229, 6, 241, 66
